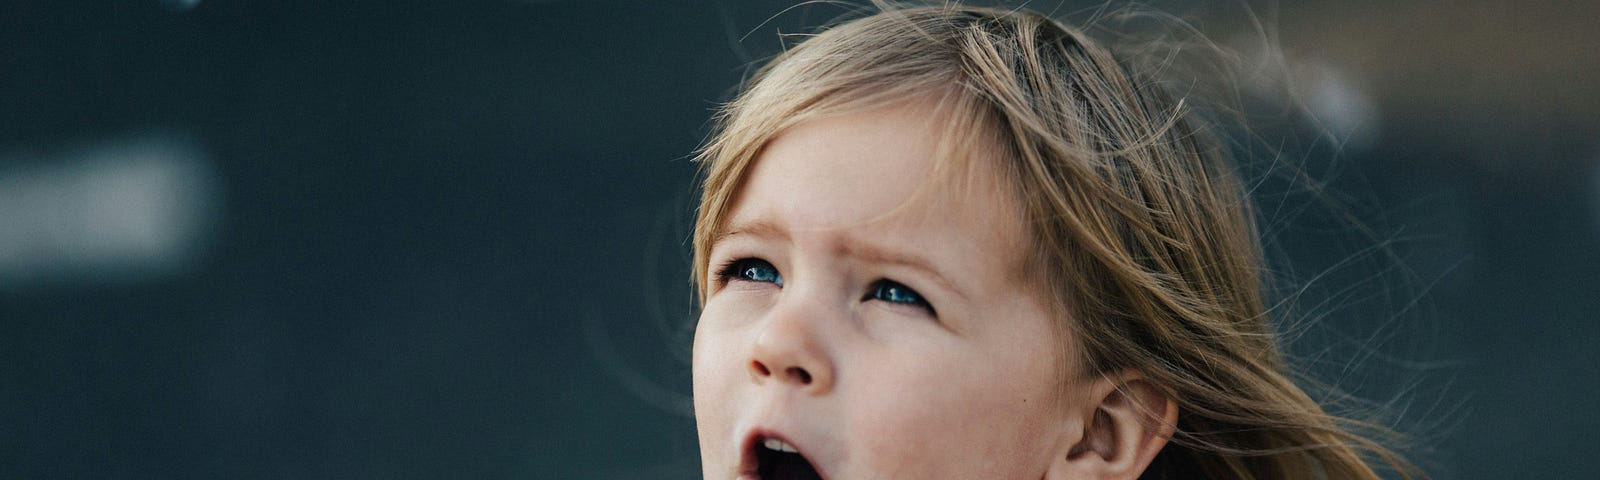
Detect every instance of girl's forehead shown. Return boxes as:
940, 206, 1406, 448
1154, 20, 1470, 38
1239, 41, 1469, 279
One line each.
717, 98, 1032, 288
731, 97, 1020, 233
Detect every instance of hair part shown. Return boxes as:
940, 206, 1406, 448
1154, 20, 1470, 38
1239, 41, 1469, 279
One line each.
692, 3, 1416, 479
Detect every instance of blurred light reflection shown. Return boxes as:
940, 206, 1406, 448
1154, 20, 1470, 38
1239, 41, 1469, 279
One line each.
1294, 61, 1381, 151
0, 133, 219, 288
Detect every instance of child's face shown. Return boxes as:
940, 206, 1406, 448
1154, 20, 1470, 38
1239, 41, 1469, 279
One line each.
694, 99, 1089, 479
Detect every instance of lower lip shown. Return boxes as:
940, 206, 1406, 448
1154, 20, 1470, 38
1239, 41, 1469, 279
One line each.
738, 474, 760, 480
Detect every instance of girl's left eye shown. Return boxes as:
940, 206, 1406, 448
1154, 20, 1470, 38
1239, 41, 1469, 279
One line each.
867, 280, 934, 314
717, 258, 783, 287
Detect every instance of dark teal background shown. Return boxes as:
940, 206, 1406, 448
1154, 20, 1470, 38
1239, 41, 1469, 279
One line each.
2, 1, 1595, 478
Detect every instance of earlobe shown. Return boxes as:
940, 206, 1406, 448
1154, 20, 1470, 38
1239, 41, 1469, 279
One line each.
1046, 372, 1178, 480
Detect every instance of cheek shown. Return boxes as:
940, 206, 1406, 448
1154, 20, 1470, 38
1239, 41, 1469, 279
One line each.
691, 307, 749, 468
691, 298, 755, 405
842, 340, 1071, 477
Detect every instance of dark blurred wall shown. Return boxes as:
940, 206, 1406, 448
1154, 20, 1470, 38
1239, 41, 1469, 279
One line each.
1, 1, 1595, 479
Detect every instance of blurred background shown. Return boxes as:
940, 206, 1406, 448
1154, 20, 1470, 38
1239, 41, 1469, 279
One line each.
1, 0, 1595, 478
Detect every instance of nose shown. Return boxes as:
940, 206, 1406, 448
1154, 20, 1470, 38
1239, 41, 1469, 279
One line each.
747, 302, 836, 395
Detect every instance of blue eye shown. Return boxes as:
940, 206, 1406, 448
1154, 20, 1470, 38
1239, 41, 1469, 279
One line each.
869, 280, 933, 313
720, 258, 783, 287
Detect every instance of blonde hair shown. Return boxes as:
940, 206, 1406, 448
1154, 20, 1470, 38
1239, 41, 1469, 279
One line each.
692, 4, 1415, 479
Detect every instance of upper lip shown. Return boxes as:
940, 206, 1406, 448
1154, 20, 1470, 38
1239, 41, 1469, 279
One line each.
738, 428, 828, 479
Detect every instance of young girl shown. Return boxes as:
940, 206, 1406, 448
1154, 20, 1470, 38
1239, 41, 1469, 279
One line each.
688, 4, 1414, 479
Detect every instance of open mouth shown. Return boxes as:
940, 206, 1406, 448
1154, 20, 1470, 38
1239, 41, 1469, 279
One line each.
749, 436, 824, 480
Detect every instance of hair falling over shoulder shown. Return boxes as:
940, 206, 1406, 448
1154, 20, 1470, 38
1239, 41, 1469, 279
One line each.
691, 2, 1421, 479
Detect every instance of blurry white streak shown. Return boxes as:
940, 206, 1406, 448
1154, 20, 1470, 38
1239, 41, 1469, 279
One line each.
158, 0, 201, 12
1293, 61, 1382, 152
1230, 33, 1382, 153
0, 132, 219, 288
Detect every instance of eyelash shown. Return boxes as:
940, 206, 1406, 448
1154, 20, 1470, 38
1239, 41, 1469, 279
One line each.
715, 258, 783, 287
713, 257, 936, 315
866, 279, 935, 315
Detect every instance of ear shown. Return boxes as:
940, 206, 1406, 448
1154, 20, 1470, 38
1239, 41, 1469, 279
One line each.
1045, 371, 1178, 480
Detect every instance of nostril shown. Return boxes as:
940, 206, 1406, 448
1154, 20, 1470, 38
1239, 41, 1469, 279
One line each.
751, 360, 771, 377
787, 367, 812, 384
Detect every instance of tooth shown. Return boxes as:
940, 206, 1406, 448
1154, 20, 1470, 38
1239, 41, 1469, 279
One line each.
762, 438, 797, 453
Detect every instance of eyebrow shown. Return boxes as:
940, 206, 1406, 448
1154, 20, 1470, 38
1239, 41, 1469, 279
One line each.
714, 220, 789, 246
715, 219, 968, 301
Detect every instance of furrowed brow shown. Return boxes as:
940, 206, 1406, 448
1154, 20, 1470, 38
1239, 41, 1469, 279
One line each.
712, 219, 788, 247
713, 220, 969, 301
842, 240, 968, 302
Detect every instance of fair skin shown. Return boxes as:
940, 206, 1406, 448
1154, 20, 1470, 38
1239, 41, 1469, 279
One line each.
693, 97, 1177, 479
